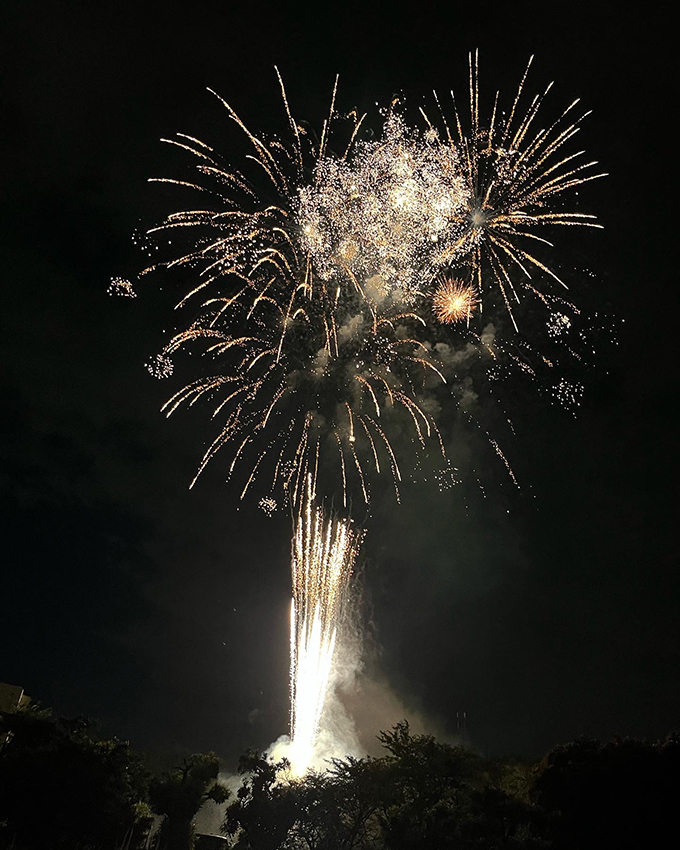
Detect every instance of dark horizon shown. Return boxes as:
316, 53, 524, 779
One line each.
2, 0, 677, 766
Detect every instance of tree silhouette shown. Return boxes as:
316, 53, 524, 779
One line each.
224, 723, 547, 849
0, 706, 152, 849
534, 734, 680, 849
223, 752, 299, 849
149, 752, 229, 850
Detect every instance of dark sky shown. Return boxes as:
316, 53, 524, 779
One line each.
2, 1, 677, 763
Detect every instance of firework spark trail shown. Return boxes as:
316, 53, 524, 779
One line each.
288, 476, 363, 775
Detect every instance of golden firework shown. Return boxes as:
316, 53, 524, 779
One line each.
425, 51, 606, 329
297, 113, 469, 302
432, 278, 478, 323
146, 63, 603, 504
148, 77, 449, 509
288, 475, 363, 775
141, 64, 603, 776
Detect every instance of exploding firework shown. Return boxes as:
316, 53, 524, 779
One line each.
145, 76, 462, 509
424, 51, 606, 328
142, 59, 603, 505
432, 278, 478, 324
145, 352, 174, 379
137, 60, 603, 776
297, 113, 469, 302
108, 276, 136, 298
258, 496, 278, 516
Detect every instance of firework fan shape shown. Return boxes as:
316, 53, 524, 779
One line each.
288, 475, 364, 774
142, 58, 603, 507
145, 80, 453, 508
427, 51, 606, 329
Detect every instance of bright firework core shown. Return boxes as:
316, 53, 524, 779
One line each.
288, 478, 363, 776
432, 278, 478, 324
296, 115, 469, 303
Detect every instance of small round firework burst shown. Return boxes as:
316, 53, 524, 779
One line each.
107, 276, 137, 298
146, 352, 174, 379
547, 311, 573, 339
259, 496, 277, 516
431, 278, 478, 323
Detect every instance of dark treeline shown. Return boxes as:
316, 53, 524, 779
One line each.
1, 706, 679, 849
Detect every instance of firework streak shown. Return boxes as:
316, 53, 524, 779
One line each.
288, 477, 363, 774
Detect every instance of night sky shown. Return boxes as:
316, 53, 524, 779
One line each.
2, 1, 677, 764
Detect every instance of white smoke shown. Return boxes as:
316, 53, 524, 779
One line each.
480, 322, 496, 348
337, 314, 364, 343
194, 772, 242, 837
313, 348, 330, 377
434, 340, 478, 368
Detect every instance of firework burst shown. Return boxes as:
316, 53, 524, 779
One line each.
432, 278, 478, 324
425, 51, 606, 329
143, 59, 603, 506
137, 60, 604, 776
297, 112, 469, 302
145, 76, 462, 509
